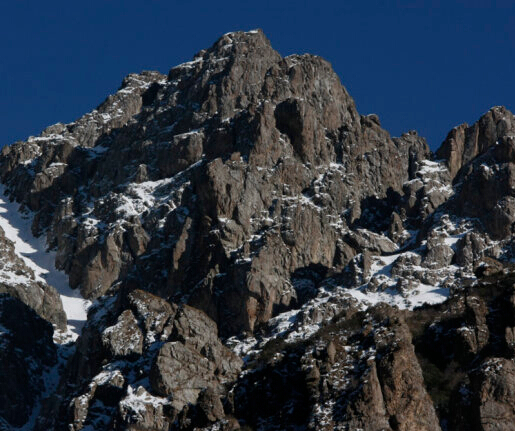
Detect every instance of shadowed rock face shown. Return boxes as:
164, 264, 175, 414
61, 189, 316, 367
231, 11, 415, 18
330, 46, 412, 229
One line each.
233, 304, 441, 431
468, 358, 515, 431
3, 29, 515, 431
0, 295, 57, 428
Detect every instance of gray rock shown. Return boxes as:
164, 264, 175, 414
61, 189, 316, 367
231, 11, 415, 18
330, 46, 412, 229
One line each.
0, 226, 66, 329
388, 211, 404, 243
101, 309, 144, 358
150, 341, 214, 408
118, 386, 171, 430
436, 106, 515, 180
470, 358, 515, 431
423, 235, 455, 269
371, 306, 441, 431
454, 296, 489, 361
148, 305, 242, 411
196, 386, 225, 424
127, 289, 177, 343
455, 232, 488, 269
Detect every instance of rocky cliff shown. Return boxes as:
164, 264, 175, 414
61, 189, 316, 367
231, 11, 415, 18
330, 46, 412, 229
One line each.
1, 29, 515, 430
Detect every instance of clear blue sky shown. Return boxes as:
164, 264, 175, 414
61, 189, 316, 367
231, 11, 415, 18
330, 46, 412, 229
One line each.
1, 1, 514, 151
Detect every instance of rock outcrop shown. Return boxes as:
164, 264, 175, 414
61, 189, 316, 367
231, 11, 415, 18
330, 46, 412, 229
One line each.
436, 106, 515, 179
36, 290, 242, 431
232, 304, 440, 431
0, 225, 66, 329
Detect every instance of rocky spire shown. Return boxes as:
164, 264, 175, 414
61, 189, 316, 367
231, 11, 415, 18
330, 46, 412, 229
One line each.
436, 105, 515, 179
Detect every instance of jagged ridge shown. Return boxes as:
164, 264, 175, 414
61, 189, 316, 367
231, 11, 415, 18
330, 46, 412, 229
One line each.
1, 29, 515, 430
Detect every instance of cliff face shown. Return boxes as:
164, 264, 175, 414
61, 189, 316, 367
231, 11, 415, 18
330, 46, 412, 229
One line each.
2, 29, 515, 430
0, 30, 431, 336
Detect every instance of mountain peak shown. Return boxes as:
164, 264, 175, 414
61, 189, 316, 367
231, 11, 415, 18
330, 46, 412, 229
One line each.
186, 28, 277, 66
2, 30, 515, 431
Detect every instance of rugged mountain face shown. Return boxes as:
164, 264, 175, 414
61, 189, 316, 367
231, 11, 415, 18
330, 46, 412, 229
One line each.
2, 29, 515, 430
0, 30, 430, 336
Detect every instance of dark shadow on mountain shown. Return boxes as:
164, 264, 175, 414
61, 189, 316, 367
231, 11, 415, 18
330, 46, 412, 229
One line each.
270, 264, 330, 319
233, 342, 312, 431
351, 187, 402, 233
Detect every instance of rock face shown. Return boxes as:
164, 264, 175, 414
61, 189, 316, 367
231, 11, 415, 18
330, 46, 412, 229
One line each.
232, 304, 440, 431
149, 305, 242, 411
36, 290, 242, 431
471, 358, 515, 430
0, 29, 430, 337
447, 134, 515, 239
0, 225, 66, 329
436, 106, 515, 179
101, 309, 144, 358
2, 29, 515, 430
0, 294, 57, 429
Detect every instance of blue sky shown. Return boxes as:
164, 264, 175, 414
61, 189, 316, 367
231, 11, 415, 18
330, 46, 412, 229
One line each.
1, 1, 514, 151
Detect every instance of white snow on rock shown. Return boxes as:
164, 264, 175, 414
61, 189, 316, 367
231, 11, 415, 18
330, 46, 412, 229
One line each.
119, 385, 167, 413
0, 185, 91, 340
416, 159, 448, 175
231, 215, 488, 362
227, 224, 469, 361
344, 280, 449, 309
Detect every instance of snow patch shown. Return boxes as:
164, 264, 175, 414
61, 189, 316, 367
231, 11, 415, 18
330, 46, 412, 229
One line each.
417, 159, 448, 175
0, 185, 91, 339
119, 385, 167, 414
345, 282, 449, 310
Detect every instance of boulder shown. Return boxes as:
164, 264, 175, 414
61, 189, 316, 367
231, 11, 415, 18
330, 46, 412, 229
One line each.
470, 358, 515, 431
101, 309, 143, 358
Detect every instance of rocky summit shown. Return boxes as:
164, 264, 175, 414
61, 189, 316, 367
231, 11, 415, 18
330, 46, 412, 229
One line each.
1, 29, 515, 430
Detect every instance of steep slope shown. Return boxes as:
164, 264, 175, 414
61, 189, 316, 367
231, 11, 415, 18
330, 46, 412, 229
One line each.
0, 189, 91, 428
0, 30, 430, 337
0, 186, 90, 336
1, 29, 515, 430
